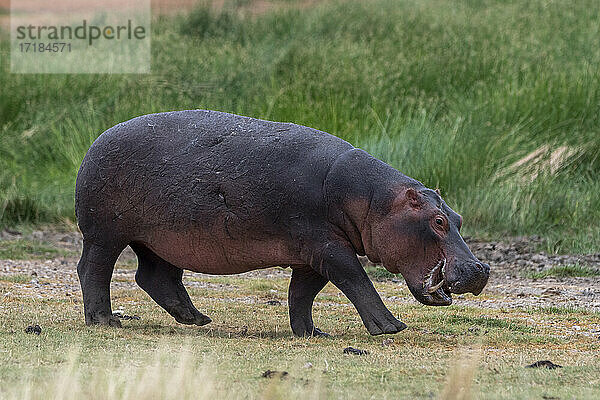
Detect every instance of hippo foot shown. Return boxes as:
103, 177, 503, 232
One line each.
365, 316, 407, 336
174, 309, 212, 326
291, 323, 331, 338
310, 327, 331, 338
86, 312, 123, 328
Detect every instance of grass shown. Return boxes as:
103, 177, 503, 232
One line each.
526, 265, 600, 279
527, 306, 600, 317
2, 3, 600, 396
0, 0, 599, 254
1, 272, 599, 399
0, 239, 72, 259
0, 273, 31, 283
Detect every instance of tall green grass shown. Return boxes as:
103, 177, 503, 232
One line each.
0, 0, 599, 253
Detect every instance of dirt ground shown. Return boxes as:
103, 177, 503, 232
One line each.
1, 229, 599, 321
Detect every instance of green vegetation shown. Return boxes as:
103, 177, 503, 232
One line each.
527, 305, 600, 317
1, 0, 599, 255
0, 239, 71, 259
363, 264, 395, 281
2, 3, 599, 396
1, 273, 599, 399
0, 273, 31, 283
526, 264, 600, 279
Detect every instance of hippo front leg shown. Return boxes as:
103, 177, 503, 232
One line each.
311, 241, 407, 335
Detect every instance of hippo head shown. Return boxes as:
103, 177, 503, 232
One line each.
370, 186, 489, 306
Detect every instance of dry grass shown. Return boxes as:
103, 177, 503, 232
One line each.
494, 144, 581, 183
440, 345, 482, 400
1, 271, 599, 399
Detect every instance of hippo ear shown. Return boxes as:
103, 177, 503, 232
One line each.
405, 188, 422, 209
435, 188, 441, 196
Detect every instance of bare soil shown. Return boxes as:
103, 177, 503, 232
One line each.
458, 236, 600, 311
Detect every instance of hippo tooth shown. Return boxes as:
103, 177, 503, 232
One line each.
427, 280, 444, 293
441, 258, 446, 280
423, 259, 443, 289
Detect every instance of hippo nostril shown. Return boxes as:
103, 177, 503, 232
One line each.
475, 262, 490, 272
475, 262, 490, 275
483, 263, 490, 274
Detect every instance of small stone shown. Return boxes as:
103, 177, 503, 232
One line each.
112, 312, 140, 320
303, 362, 313, 369
265, 300, 281, 306
25, 324, 41, 335
262, 370, 288, 379
381, 338, 394, 347
490, 251, 503, 262
59, 235, 73, 243
542, 288, 561, 296
343, 346, 369, 356
581, 288, 595, 297
525, 360, 562, 369
31, 231, 43, 240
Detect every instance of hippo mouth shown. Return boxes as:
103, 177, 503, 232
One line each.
421, 258, 452, 305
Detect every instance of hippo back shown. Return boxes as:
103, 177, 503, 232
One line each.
75, 110, 354, 269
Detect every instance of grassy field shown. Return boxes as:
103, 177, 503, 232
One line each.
2, 2, 600, 398
1, 268, 599, 399
0, 0, 599, 253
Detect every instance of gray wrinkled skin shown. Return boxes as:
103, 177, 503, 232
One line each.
76, 110, 489, 336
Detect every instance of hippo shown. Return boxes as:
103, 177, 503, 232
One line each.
75, 110, 489, 336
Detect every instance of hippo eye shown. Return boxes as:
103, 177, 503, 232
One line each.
435, 217, 444, 226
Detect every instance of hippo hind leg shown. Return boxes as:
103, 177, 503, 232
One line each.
77, 240, 125, 327
288, 267, 330, 337
130, 243, 211, 326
